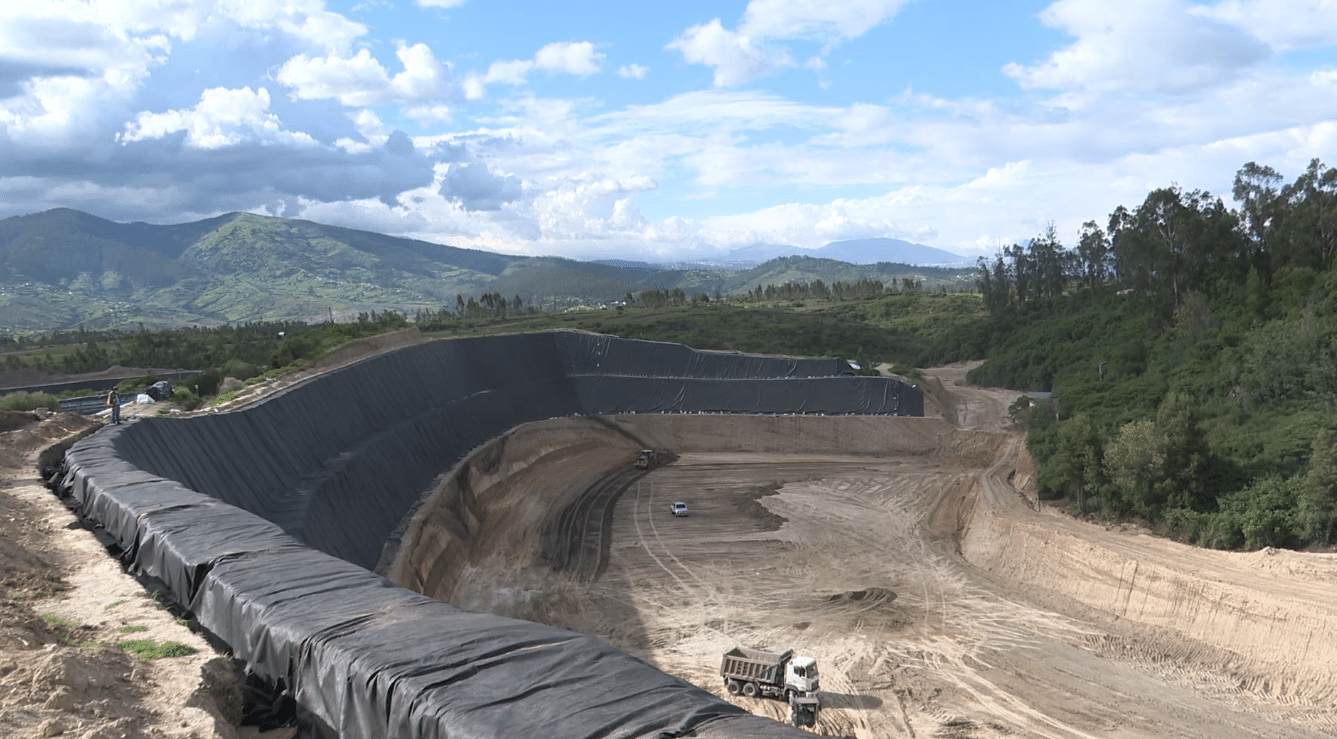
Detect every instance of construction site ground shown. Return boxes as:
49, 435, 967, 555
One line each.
3, 355, 1337, 738
432, 364, 1337, 739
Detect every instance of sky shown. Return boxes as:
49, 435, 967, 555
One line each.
1, 0, 1336, 263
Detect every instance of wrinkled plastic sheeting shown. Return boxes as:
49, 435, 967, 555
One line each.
106, 332, 911, 572
57, 331, 908, 739
557, 331, 853, 378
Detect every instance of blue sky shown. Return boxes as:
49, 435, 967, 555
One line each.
2, 0, 1335, 262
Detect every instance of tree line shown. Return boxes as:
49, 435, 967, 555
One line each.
969, 158, 1337, 551
977, 159, 1337, 317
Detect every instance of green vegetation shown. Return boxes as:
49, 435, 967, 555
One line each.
0, 391, 59, 411
40, 613, 79, 629
951, 159, 1337, 551
0, 208, 972, 332
117, 625, 148, 633
117, 639, 198, 659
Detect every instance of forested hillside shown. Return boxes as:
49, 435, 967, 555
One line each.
0, 209, 973, 331
956, 159, 1337, 550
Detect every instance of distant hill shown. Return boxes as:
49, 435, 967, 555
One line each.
0, 209, 974, 332
814, 238, 968, 266
717, 238, 966, 267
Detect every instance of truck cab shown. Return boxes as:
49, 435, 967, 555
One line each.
785, 655, 819, 695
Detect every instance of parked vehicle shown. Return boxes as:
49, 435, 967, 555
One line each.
720, 647, 819, 701
670, 501, 689, 517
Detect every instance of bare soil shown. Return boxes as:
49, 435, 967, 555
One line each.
0, 410, 289, 739
419, 364, 1337, 738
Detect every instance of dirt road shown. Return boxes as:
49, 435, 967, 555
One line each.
431, 364, 1337, 738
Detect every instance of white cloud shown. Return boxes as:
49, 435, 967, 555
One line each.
1005, 0, 1270, 93
667, 19, 780, 88
534, 41, 604, 77
416, 0, 468, 6
119, 86, 316, 149
465, 40, 604, 99
276, 43, 448, 106
738, 0, 912, 43
1195, 0, 1337, 51
618, 64, 648, 80
405, 104, 453, 122
482, 59, 534, 86
335, 108, 386, 153
668, 0, 910, 86
217, 0, 366, 52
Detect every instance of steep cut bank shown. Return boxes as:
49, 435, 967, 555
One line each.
933, 365, 1337, 725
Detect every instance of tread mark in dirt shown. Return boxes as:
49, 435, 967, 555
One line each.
632, 479, 717, 603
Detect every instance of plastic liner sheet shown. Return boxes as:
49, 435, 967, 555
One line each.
556, 331, 853, 378
192, 542, 799, 738
58, 331, 913, 739
574, 375, 916, 416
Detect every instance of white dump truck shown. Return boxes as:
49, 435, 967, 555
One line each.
720, 647, 820, 701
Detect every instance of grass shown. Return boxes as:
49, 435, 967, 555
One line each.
117, 625, 148, 633
40, 613, 78, 629
118, 639, 198, 660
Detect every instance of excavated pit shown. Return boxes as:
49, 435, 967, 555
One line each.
54, 332, 1337, 738
390, 376, 1337, 738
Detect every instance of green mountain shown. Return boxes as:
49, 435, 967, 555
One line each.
0, 208, 971, 331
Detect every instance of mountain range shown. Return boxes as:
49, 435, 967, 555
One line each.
0, 209, 974, 332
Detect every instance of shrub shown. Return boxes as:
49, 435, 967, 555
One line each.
0, 391, 60, 412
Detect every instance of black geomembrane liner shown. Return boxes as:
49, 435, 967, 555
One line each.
59, 331, 922, 738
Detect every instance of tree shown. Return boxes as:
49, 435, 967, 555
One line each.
1233, 161, 1284, 264
1075, 221, 1111, 301
1277, 158, 1337, 271
1028, 222, 1069, 299
1038, 414, 1102, 511
1301, 429, 1337, 545
1111, 187, 1243, 315
1154, 392, 1213, 511
1104, 419, 1165, 517
976, 255, 1011, 314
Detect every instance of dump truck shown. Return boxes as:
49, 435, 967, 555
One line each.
720, 647, 819, 701
635, 449, 659, 470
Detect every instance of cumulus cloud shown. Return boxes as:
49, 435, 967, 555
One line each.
667, 20, 779, 88
1005, 0, 1270, 93
119, 86, 316, 149
276, 43, 448, 106
440, 162, 523, 211
668, 0, 910, 86
617, 64, 648, 80
415, 0, 469, 7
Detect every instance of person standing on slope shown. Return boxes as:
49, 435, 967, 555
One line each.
106, 388, 120, 425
